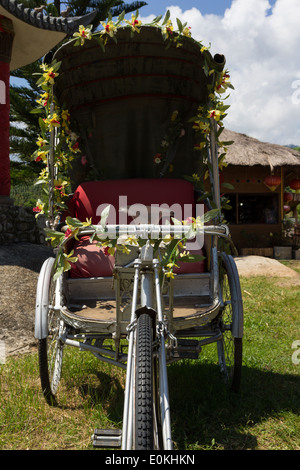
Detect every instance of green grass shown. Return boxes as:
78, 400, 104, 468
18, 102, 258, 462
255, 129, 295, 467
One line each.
0, 275, 299, 450
10, 183, 45, 208
280, 260, 300, 274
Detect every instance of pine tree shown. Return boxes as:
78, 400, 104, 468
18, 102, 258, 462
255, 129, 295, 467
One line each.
9, 0, 147, 168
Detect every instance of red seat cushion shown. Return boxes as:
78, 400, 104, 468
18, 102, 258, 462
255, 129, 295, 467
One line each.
70, 236, 114, 278
66, 179, 206, 277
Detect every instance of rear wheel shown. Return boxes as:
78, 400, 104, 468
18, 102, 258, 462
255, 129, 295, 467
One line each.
38, 265, 64, 405
217, 253, 243, 392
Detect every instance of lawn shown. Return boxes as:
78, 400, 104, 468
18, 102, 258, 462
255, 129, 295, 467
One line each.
0, 273, 299, 450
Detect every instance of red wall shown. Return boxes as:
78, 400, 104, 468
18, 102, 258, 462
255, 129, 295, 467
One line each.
0, 60, 10, 196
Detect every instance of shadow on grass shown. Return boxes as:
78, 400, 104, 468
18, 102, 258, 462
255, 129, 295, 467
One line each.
74, 359, 299, 450
167, 361, 300, 450
79, 370, 125, 424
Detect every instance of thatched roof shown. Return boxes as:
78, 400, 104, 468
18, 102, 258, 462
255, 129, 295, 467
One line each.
222, 128, 300, 168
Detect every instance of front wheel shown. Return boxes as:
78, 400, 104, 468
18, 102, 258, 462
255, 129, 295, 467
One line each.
217, 253, 243, 392
135, 313, 154, 449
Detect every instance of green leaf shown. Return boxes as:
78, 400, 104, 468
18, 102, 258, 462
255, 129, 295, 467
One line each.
203, 208, 220, 223
95, 36, 105, 52
36, 76, 45, 86
100, 204, 111, 228
221, 182, 235, 190
51, 60, 61, 72
162, 10, 170, 25
30, 108, 43, 114
116, 10, 125, 25
176, 17, 183, 32
150, 15, 162, 24
180, 254, 205, 263
53, 266, 64, 281
221, 140, 234, 146
171, 217, 183, 225
65, 216, 83, 228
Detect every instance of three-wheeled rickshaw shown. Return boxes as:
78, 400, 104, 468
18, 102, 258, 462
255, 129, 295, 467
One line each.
34, 13, 243, 450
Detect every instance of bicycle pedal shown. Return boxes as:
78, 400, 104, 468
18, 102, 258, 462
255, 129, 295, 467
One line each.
176, 338, 201, 350
172, 339, 201, 359
92, 428, 122, 447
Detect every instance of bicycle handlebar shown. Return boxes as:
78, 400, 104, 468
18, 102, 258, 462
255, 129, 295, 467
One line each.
75, 223, 230, 239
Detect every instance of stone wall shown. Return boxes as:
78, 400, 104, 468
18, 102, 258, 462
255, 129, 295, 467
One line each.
0, 204, 46, 244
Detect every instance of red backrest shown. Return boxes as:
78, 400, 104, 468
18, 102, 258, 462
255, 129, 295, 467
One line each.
67, 179, 206, 277
70, 178, 196, 224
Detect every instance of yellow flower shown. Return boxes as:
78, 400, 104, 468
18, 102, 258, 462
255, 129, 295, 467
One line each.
171, 110, 179, 121
35, 150, 48, 162
73, 25, 92, 45
193, 120, 210, 135
36, 92, 49, 107
166, 263, 178, 279
125, 235, 139, 245
216, 71, 231, 94
82, 217, 92, 227
194, 142, 206, 151
192, 173, 201, 182
163, 20, 174, 38
208, 109, 222, 121
182, 26, 191, 37
42, 67, 58, 85
45, 113, 60, 131
100, 21, 116, 37
61, 109, 70, 122
33, 199, 45, 215
121, 245, 131, 254
126, 14, 142, 32
36, 137, 47, 148
63, 250, 78, 270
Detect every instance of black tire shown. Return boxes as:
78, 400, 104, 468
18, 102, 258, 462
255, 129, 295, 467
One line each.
135, 313, 154, 449
38, 269, 64, 405
217, 253, 243, 392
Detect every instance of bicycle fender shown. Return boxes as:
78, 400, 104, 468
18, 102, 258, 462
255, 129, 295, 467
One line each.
35, 257, 55, 339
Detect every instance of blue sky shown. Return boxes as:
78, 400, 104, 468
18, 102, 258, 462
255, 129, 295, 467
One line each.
135, 0, 300, 146
140, 1, 233, 16
139, 0, 277, 17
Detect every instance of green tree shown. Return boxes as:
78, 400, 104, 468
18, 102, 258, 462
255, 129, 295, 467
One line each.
9, 0, 147, 169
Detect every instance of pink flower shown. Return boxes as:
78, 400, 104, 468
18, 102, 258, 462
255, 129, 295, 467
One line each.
64, 228, 73, 238
81, 155, 87, 165
103, 246, 110, 256
154, 153, 162, 164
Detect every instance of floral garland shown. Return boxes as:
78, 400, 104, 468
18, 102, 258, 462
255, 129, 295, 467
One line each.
31, 10, 234, 278
31, 60, 81, 221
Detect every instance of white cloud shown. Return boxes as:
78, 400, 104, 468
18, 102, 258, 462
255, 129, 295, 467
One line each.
142, 0, 300, 145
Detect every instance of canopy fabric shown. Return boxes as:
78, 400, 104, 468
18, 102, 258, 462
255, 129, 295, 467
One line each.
54, 27, 225, 186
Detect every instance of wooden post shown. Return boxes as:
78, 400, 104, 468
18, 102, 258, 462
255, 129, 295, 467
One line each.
0, 15, 14, 202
